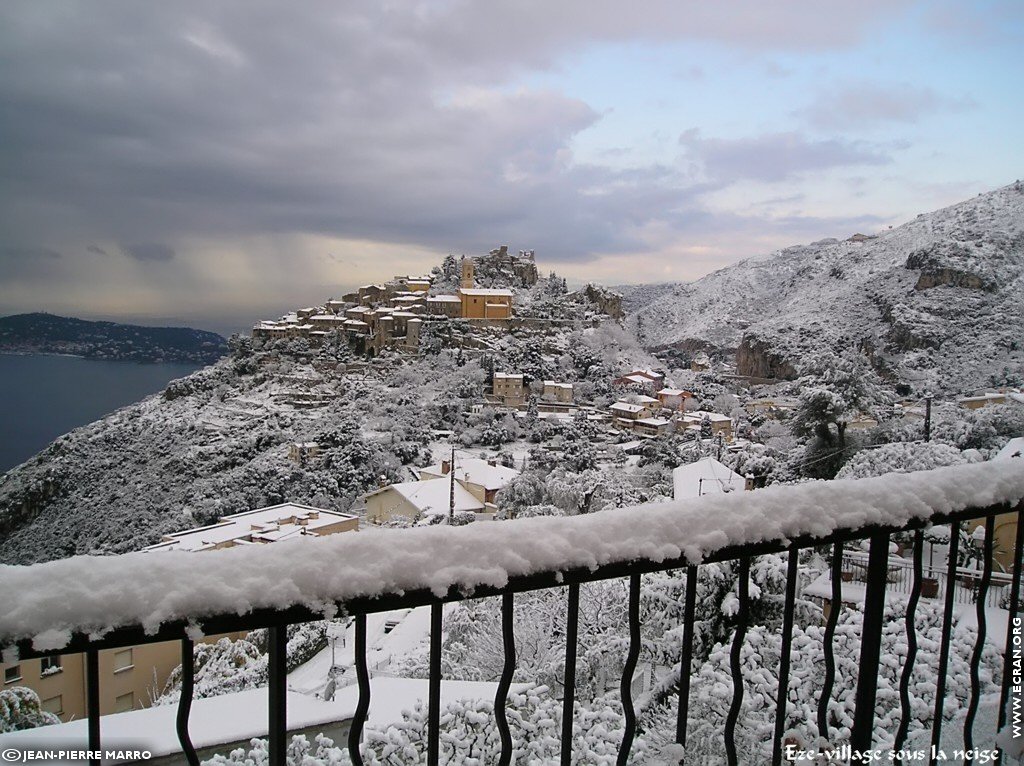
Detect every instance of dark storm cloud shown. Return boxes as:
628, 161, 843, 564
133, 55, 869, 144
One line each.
0, 246, 62, 260
0, 0, 913, 269
0, 245, 63, 280
122, 243, 176, 262
86, 245, 108, 256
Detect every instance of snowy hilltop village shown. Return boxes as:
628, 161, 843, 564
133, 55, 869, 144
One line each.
2, 184, 1024, 764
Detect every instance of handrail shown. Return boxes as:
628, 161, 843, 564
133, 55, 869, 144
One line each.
2, 461, 1023, 766
2, 461, 1022, 659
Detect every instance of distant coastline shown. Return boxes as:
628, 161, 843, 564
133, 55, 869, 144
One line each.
0, 312, 228, 365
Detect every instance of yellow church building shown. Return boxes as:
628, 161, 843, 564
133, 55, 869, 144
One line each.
457, 258, 513, 319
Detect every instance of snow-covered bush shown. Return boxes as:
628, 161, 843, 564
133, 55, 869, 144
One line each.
0, 686, 60, 732
642, 601, 1001, 765
157, 622, 328, 705
836, 441, 969, 479
202, 685, 648, 765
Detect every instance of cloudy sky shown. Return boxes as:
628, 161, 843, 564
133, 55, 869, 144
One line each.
1, 1, 1020, 334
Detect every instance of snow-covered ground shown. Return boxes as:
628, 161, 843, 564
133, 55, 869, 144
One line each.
289, 606, 440, 697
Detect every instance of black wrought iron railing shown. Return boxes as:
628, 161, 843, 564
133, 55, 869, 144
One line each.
2, 462, 1024, 766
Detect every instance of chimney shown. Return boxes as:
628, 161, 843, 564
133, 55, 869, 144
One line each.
745, 474, 756, 491
441, 460, 451, 475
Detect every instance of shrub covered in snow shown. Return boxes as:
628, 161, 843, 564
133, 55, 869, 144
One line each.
202, 685, 648, 765
0, 686, 60, 732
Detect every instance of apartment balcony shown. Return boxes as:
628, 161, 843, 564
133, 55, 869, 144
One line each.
1, 460, 1023, 765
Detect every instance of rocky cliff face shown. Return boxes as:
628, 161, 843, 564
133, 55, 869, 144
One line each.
576, 284, 624, 320
735, 336, 797, 380
622, 182, 1024, 394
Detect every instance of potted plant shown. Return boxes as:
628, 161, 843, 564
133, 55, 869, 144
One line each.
920, 526, 947, 598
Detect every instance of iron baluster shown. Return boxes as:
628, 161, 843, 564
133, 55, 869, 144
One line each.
894, 531, 924, 753
676, 565, 698, 752
347, 615, 370, 766
616, 574, 642, 766
931, 521, 961, 765
427, 602, 443, 766
268, 625, 287, 766
495, 593, 517, 766
772, 547, 800, 766
724, 558, 751, 766
176, 638, 199, 766
964, 516, 995, 760
561, 583, 580, 766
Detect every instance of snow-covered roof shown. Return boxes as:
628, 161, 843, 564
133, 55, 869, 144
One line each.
3, 461, 1022, 651
0, 687, 353, 759
996, 438, 1024, 461
427, 295, 461, 303
543, 381, 573, 390
672, 457, 746, 500
459, 288, 514, 296
143, 503, 357, 553
681, 410, 732, 423
610, 402, 646, 414
959, 393, 1005, 404
419, 458, 520, 491
625, 368, 663, 380
615, 440, 647, 453
658, 388, 689, 397
622, 374, 655, 385
636, 417, 671, 427
494, 372, 524, 381
635, 395, 660, 404
369, 479, 485, 516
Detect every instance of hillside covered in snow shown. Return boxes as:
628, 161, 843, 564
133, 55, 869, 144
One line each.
0, 306, 663, 564
623, 182, 1024, 394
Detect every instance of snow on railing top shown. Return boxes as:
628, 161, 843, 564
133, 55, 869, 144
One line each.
1, 460, 1023, 653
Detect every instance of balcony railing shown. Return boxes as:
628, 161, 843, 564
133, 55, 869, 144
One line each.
1, 460, 1023, 765
834, 548, 1015, 609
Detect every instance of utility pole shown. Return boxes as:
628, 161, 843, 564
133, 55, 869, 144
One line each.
924, 392, 933, 443
716, 433, 724, 462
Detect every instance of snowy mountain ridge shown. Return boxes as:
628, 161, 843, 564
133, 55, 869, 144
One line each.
623, 182, 1024, 394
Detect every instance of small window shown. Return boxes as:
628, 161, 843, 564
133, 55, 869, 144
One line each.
41, 694, 63, 715
115, 692, 134, 712
4, 665, 21, 684
40, 656, 62, 675
113, 648, 133, 672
